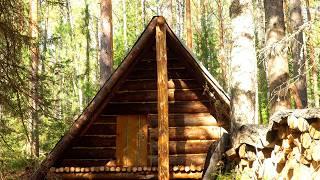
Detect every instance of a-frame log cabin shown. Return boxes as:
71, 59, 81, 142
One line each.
33, 16, 231, 179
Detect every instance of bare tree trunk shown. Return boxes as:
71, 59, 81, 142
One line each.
123, 0, 128, 51
169, 0, 174, 27
186, 0, 192, 49
100, 0, 113, 86
230, 0, 258, 130
29, 0, 39, 158
264, 0, 291, 115
84, 4, 90, 103
306, 0, 319, 107
289, 0, 307, 108
176, 0, 181, 38
217, 0, 228, 91
141, 0, 146, 27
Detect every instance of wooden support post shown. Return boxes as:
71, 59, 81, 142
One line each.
156, 16, 169, 180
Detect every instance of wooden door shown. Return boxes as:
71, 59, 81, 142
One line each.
116, 115, 148, 166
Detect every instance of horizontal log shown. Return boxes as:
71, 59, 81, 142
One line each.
58, 159, 114, 167
149, 126, 227, 140
64, 147, 116, 159
93, 115, 117, 124
84, 124, 116, 135
149, 113, 224, 127
113, 89, 205, 102
150, 140, 215, 154
128, 69, 193, 79
150, 154, 206, 166
72, 135, 116, 147
49, 172, 202, 179
134, 59, 185, 70
119, 79, 201, 91
103, 101, 210, 114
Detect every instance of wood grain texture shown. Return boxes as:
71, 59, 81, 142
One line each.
156, 16, 169, 180
113, 89, 205, 102
119, 79, 201, 91
149, 113, 224, 127
103, 101, 210, 114
150, 140, 215, 154
116, 115, 148, 166
149, 126, 227, 140
150, 154, 206, 166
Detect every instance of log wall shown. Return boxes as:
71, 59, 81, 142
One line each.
55, 38, 228, 171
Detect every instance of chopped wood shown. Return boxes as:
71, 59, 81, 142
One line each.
301, 132, 312, 149
172, 166, 179, 172
49, 167, 55, 173
184, 166, 190, 172
309, 122, 320, 139
110, 166, 115, 172
230, 109, 320, 179
297, 117, 309, 132
137, 166, 142, 172
225, 148, 237, 159
287, 115, 298, 129
311, 144, 320, 161
151, 167, 157, 172
105, 166, 109, 172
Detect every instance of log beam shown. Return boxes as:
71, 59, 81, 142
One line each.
156, 16, 169, 180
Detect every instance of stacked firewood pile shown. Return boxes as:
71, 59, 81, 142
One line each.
225, 109, 320, 179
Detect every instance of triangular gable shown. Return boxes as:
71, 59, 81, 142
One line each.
32, 16, 230, 179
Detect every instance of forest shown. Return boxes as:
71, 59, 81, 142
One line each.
1, 0, 320, 179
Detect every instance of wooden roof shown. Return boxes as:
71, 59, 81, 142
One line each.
32, 16, 230, 179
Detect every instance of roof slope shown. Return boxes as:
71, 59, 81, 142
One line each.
32, 16, 230, 179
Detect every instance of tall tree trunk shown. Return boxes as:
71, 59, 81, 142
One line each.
306, 0, 319, 107
100, 0, 113, 86
141, 0, 146, 27
217, 0, 228, 91
169, 0, 174, 27
186, 0, 192, 49
264, 0, 290, 115
254, 0, 269, 123
176, 0, 181, 38
289, 0, 307, 108
229, 0, 258, 130
29, 0, 39, 158
123, 0, 128, 51
84, 4, 90, 103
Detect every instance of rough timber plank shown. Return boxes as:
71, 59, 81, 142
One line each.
113, 89, 205, 102
72, 135, 115, 147
119, 79, 201, 91
103, 101, 210, 114
63, 147, 115, 159
58, 159, 113, 167
150, 140, 215, 154
150, 154, 206, 166
156, 16, 169, 180
149, 126, 227, 140
149, 113, 224, 127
